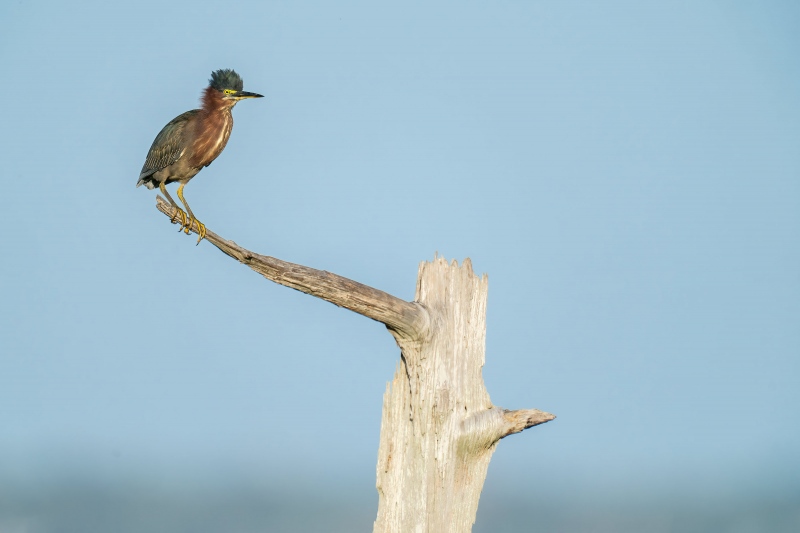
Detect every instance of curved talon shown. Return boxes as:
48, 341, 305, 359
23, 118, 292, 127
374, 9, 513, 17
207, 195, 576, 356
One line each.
195, 221, 207, 245
183, 216, 206, 244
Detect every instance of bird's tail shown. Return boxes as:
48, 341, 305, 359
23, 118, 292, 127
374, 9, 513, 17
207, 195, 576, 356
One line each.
136, 177, 157, 190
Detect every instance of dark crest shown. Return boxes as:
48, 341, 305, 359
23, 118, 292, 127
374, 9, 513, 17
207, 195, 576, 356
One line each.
209, 69, 244, 92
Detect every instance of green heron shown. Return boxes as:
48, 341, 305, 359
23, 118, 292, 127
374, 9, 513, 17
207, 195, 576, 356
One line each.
137, 69, 263, 243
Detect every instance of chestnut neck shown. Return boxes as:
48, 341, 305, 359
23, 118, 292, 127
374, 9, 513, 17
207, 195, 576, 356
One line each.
200, 87, 235, 114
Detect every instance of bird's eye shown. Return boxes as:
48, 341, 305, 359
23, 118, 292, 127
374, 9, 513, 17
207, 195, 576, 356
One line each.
224, 89, 236, 95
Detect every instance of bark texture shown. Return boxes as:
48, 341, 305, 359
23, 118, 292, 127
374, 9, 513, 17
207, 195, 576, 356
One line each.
154, 198, 555, 533
374, 258, 553, 533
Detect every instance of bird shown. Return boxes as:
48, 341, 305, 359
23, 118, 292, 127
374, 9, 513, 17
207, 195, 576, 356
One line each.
137, 69, 263, 243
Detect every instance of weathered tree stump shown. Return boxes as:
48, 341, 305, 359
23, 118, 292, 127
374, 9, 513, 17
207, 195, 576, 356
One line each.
375, 258, 553, 533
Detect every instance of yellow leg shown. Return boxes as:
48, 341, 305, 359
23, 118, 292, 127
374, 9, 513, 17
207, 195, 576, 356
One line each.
176, 183, 207, 244
158, 182, 187, 228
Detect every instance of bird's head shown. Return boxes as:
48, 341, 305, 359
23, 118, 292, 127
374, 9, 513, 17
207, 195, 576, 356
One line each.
208, 69, 263, 103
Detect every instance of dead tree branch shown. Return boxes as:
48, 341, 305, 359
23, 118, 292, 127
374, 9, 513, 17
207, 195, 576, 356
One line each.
156, 196, 429, 340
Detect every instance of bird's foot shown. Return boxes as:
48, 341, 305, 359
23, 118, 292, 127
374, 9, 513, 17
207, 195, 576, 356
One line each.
184, 217, 207, 244
195, 221, 207, 245
170, 207, 188, 228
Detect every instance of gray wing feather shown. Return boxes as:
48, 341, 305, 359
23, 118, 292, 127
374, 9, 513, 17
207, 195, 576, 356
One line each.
137, 110, 199, 184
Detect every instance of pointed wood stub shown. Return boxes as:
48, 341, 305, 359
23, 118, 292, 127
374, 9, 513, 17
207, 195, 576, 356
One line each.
374, 257, 497, 533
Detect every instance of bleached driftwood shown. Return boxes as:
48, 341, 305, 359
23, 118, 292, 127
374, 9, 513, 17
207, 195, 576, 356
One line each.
156, 197, 555, 533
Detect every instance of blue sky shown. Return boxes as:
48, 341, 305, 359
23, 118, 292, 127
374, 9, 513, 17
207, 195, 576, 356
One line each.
1, 0, 798, 512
